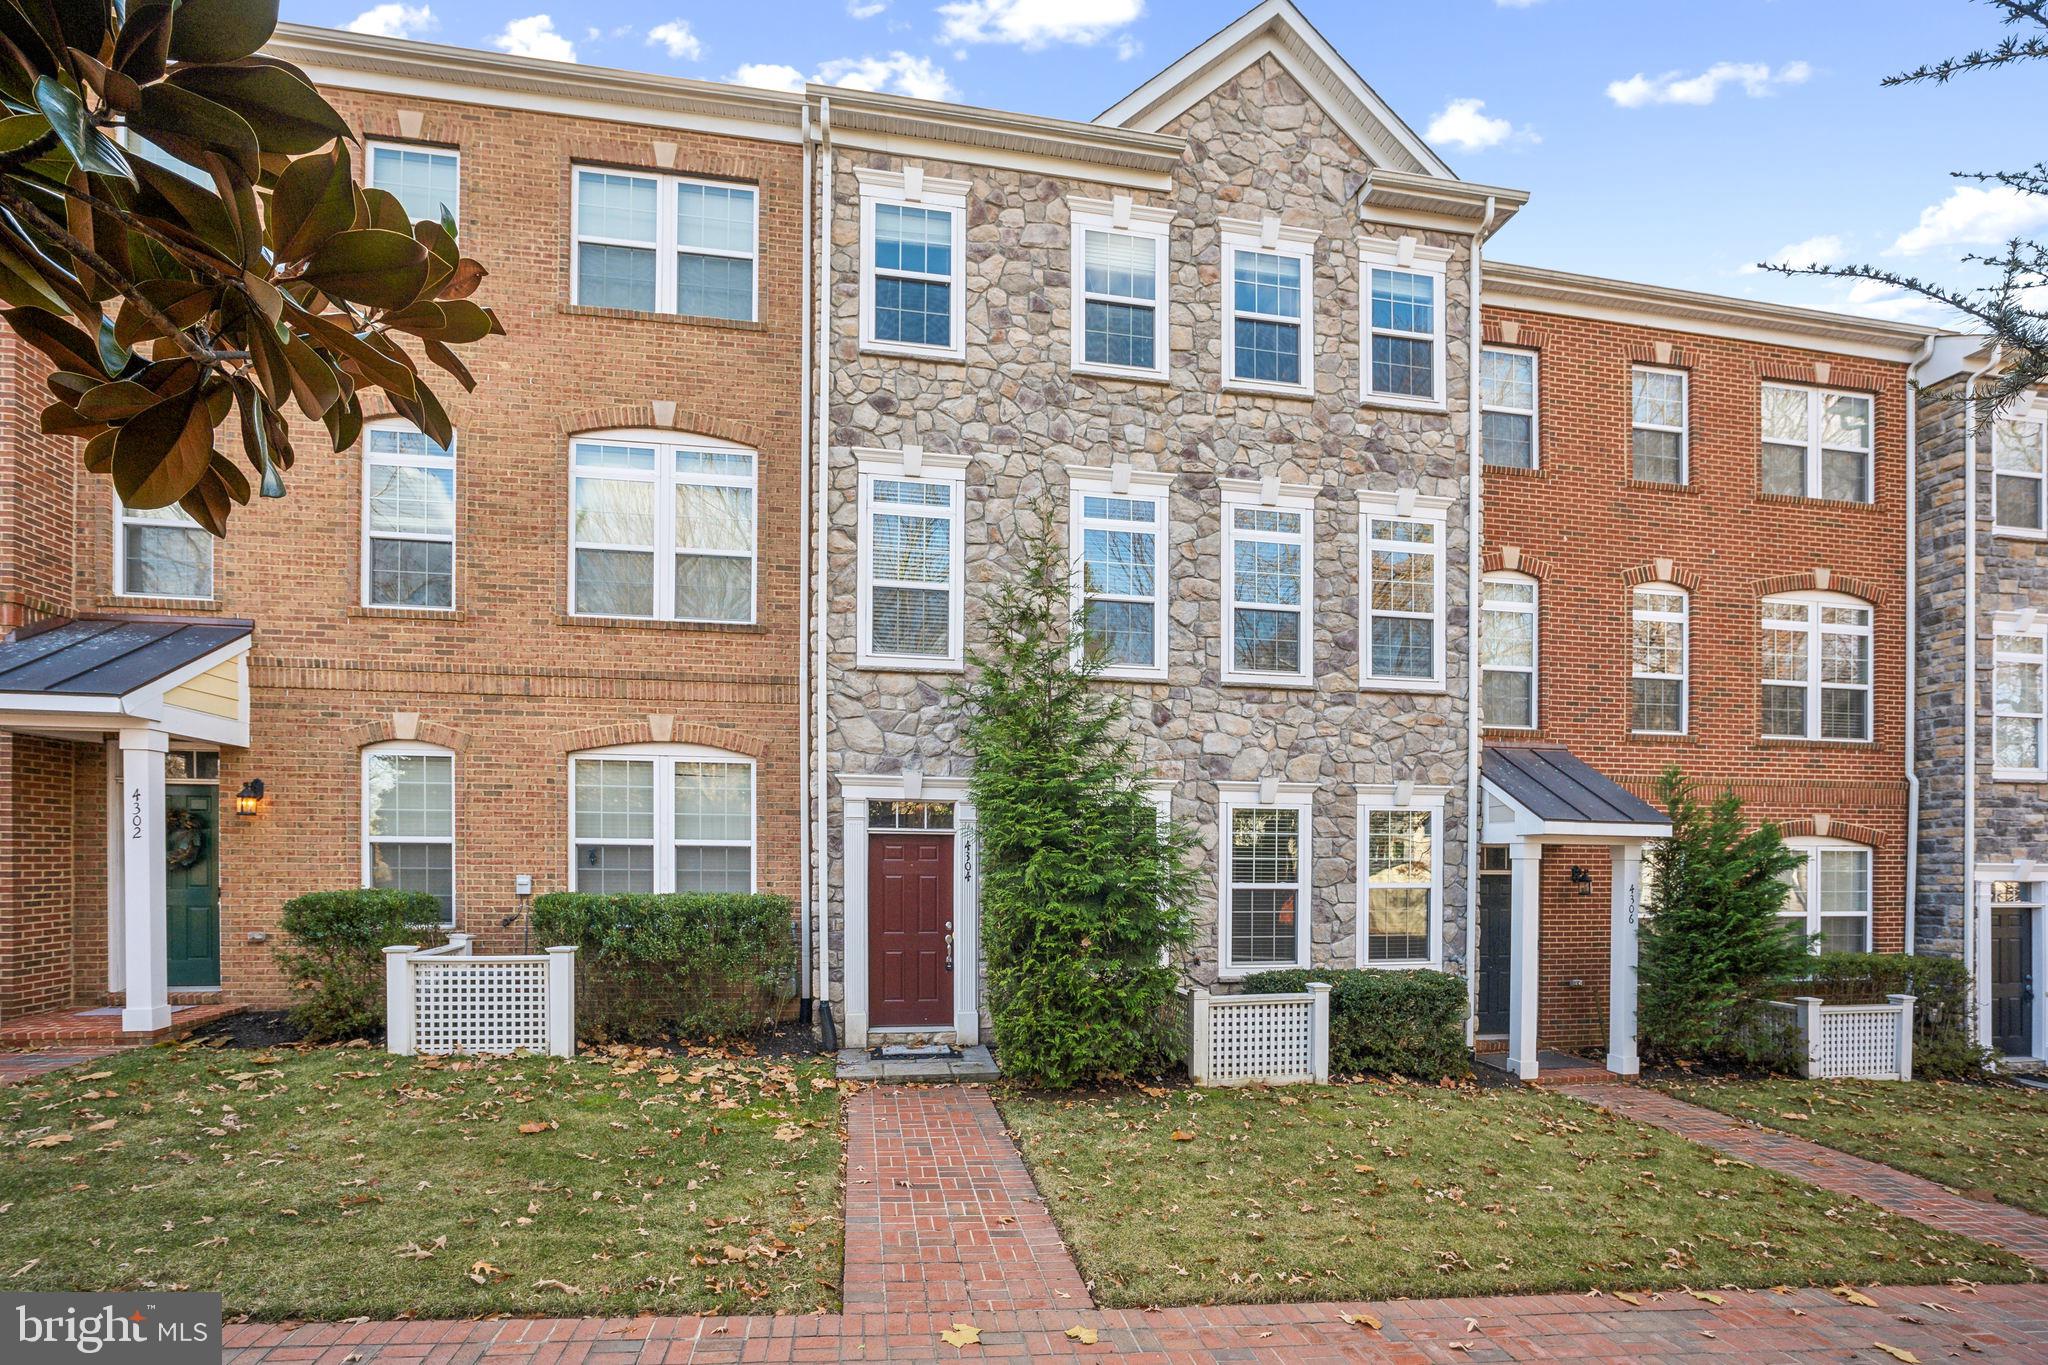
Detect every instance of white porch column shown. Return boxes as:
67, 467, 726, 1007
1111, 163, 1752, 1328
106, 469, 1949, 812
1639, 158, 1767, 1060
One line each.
118, 730, 171, 1034
1974, 877, 1996, 1048
104, 738, 124, 994
1507, 839, 1542, 1079
1606, 843, 1643, 1076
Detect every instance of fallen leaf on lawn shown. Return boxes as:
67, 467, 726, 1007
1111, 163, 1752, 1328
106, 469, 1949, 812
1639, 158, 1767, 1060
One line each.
25, 1134, 73, 1149
1613, 1293, 1647, 1307
396, 1236, 446, 1261
773, 1124, 804, 1142
1873, 1347, 1920, 1364
531, 1279, 581, 1295
1340, 1312, 1382, 1330
1832, 1287, 1881, 1308
86, 1119, 117, 1132
517, 1122, 553, 1135
1774, 1111, 1810, 1122
1687, 1291, 1725, 1306
1064, 1325, 1098, 1344
1170, 1131, 1195, 1142
468, 1261, 507, 1285
940, 1322, 981, 1348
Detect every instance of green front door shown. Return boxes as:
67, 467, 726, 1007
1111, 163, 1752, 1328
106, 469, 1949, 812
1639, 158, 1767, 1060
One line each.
165, 786, 220, 988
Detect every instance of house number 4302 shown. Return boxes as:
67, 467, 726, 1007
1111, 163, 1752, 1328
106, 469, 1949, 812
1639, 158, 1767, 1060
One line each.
130, 786, 145, 840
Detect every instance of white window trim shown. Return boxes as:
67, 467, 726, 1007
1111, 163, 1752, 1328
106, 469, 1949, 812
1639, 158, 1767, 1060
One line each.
1358, 488, 1452, 693
1992, 403, 2048, 540
1359, 235, 1451, 411
361, 741, 456, 928
1630, 583, 1690, 736
1480, 571, 1539, 731
856, 167, 969, 362
567, 743, 757, 895
1762, 590, 1874, 742
1220, 216, 1319, 398
1780, 835, 1873, 954
1216, 780, 1315, 979
365, 139, 459, 222
1479, 345, 1540, 470
1219, 476, 1318, 689
112, 492, 214, 601
1356, 783, 1449, 969
1069, 195, 1172, 382
569, 165, 760, 321
856, 447, 971, 672
567, 428, 759, 625
1992, 610, 2048, 781
1631, 365, 1690, 485
1066, 464, 1173, 681
361, 417, 456, 611
1761, 383, 1875, 504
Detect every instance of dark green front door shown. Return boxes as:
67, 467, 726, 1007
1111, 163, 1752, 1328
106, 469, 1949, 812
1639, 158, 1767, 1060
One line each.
166, 786, 220, 988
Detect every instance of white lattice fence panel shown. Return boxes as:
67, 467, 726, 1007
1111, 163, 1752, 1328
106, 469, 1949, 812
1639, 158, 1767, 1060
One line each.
1816, 1006, 1904, 1080
1206, 997, 1315, 1085
414, 958, 550, 1055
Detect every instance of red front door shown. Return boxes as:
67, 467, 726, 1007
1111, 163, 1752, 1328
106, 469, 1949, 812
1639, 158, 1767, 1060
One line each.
869, 832, 953, 1028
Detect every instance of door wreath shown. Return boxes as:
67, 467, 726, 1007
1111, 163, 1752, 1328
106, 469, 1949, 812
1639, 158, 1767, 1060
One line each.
166, 808, 209, 870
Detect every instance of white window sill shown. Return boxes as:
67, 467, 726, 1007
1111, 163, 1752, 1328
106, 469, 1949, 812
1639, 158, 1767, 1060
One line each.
860, 339, 967, 364
1629, 729, 1689, 739
1359, 678, 1446, 695
1073, 362, 1171, 386
1486, 723, 1539, 734
1357, 957, 1441, 972
857, 656, 966, 675
1216, 964, 1308, 982
1096, 665, 1170, 683
1221, 674, 1317, 691
1992, 526, 2048, 542
1222, 379, 1314, 401
1360, 394, 1447, 415
1762, 733, 1873, 745
1992, 769, 2048, 783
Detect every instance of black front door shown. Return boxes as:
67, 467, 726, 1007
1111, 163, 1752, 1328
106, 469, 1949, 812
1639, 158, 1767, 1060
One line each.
1476, 870, 1512, 1035
1992, 905, 2034, 1058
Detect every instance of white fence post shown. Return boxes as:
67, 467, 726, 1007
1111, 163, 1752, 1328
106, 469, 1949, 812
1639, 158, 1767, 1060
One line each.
1307, 982, 1331, 1084
445, 931, 472, 956
1889, 993, 1916, 1081
546, 946, 578, 1058
1795, 995, 1823, 1079
384, 944, 418, 1056
1188, 987, 1212, 1086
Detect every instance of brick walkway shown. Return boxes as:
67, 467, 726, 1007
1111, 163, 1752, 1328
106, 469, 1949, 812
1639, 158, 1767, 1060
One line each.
0, 1047, 121, 1084
1559, 1083, 2048, 1270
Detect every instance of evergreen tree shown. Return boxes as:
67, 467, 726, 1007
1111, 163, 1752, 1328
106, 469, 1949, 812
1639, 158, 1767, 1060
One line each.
1637, 767, 1811, 1060
956, 510, 1197, 1087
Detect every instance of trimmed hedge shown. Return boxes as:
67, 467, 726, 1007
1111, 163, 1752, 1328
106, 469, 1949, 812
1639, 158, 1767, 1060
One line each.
1781, 951, 1989, 1080
531, 892, 794, 1043
276, 889, 444, 1041
1239, 968, 1470, 1080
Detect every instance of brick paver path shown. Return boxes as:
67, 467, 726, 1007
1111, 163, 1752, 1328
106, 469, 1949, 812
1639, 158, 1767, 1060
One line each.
0, 1047, 121, 1084
1559, 1082, 2048, 1269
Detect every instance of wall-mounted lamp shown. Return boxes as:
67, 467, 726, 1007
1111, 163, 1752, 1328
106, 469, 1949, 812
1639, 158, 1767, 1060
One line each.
235, 778, 265, 816
1568, 865, 1593, 897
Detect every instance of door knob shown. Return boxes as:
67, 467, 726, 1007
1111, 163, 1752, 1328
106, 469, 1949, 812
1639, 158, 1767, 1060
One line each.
944, 928, 954, 973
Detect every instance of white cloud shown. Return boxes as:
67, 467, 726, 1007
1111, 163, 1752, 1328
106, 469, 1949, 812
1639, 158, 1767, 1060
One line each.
1889, 184, 2048, 255
1840, 277, 1956, 324
815, 52, 957, 101
938, 0, 1144, 50
345, 3, 436, 37
1606, 60, 1810, 108
1423, 97, 1537, 153
848, 0, 887, 16
1740, 233, 1848, 273
646, 19, 703, 60
730, 62, 805, 91
490, 14, 576, 61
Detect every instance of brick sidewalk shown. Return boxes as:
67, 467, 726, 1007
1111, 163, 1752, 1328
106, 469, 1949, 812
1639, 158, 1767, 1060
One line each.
1558, 1083, 2048, 1270
0, 1048, 121, 1084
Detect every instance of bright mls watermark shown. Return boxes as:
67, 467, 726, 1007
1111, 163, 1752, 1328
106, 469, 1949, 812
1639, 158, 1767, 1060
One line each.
4, 1294, 219, 1364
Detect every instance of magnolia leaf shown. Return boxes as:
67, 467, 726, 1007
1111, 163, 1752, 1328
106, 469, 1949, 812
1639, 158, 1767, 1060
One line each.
34, 76, 133, 181
6, 306, 107, 376
113, 281, 213, 352
301, 229, 430, 310
49, 0, 109, 56
269, 145, 355, 261
132, 82, 261, 180
111, 381, 211, 509
81, 428, 115, 473
166, 0, 279, 64
280, 331, 341, 419
422, 337, 475, 391
70, 51, 143, 116
169, 63, 352, 156
359, 185, 411, 235
76, 379, 160, 423
180, 464, 231, 536
113, 2, 174, 83
437, 258, 486, 301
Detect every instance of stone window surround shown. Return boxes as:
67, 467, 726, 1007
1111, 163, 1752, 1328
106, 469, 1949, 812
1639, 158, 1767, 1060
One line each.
1479, 570, 1539, 732
1357, 781, 1450, 970
1761, 382, 1876, 505
365, 139, 459, 222
1761, 589, 1874, 743
361, 416, 457, 613
1780, 833, 1873, 954
567, 742, 758, 896
1216, 778, 1316, 979
1219, 476, 1319, 690
1068, 194, 1174, 383
113, 490, 213, 603
566, 427, 760, 626
1991, 608, 2047, 782
1219, 216, 1320, 398
1630, 364, 1690, 486
361, 740, 457, 928
1991, 400, 2047, 540
568, 164, 761, 321
1359, 235, 1452, 412
855, 446, 971, 673
1479, 344, 1540, 469
1065, 463, 1174, 682
1629, 582, 1691, 737
1358, 487, 1452, 694
855, 166, 970, 363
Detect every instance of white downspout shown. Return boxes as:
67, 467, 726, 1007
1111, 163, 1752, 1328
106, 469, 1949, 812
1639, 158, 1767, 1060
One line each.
812, 98, 834, 1032
1903, 332, 1937, 956
1465, 194, 1496, 1043
1961, 343, 2002, 1043
796, 103, 814, 1019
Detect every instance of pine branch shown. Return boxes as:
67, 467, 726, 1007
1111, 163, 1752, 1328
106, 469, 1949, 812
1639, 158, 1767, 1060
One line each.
1885, 0, 2048, 84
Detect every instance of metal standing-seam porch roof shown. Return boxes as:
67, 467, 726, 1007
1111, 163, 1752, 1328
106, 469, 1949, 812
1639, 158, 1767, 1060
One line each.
0, 616, 254, 746
1481, 744, 1671, 840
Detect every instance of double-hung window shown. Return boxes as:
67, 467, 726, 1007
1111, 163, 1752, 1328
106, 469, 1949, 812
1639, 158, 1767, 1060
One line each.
1480, 347, 1538, 468
1359, 491, 1449, 690
115, 498, 212, 599
362, 419, 456, 609
1480, 573, 1538, 730
363, 743, 455, 925
858, 449, 968, 670
1762, 591, 1872, 741
1993, 411, 2047, 537
572, 167, 758, 320
1358, 786, 1445, 967
858, 168, 968, 360
1630, 585, 1689, 734
1761, 384, 1874, 502
1221, 219, 1316, 395
1994, 615, 2047, 779
1221, 479, 1315, 687
1218, 783, 1312, 975
367, 142, 459, 225
1068, 466, 1171, 679
1361, 237, 1449, 407
1069, 196, 1170, 380
569, 431, 757, 623
1779, 838, 1872, 952
1630, 367, 1688, 484
570, 745, 755, 894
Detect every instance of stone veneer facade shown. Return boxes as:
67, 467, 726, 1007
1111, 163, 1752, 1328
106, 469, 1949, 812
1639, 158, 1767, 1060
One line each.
820, 54, 1483, 1037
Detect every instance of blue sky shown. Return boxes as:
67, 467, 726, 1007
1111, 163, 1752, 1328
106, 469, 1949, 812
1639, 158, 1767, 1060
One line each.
284, 0, 2047, 323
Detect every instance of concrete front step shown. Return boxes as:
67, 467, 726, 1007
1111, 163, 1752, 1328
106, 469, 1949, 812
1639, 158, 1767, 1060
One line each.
837, 1044, 1000, 1082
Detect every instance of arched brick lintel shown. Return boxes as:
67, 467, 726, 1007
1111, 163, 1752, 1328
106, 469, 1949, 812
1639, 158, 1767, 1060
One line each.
553, 718, 769, 760
1621, 560, 1705, 594
1751, 569, 1888, 606
556, 405, 765, 450
1776, 816, 1886, 848
1480, 548, 1553, 582
345, 715, 474, 755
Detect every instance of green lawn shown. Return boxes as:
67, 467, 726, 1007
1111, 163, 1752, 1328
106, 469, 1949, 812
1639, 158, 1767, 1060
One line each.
0, 1044, 843, 1320
998, 1082, 2035, 1308
1656, 1076, 2048, 1216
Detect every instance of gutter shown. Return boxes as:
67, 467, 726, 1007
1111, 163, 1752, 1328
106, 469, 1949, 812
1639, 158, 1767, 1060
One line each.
796, 103, 814, 1023
1465, 194, 1496, 1044
1903, 332, 1939, 957
1961, 343, 2003, 1044
812, 98, 835, 1038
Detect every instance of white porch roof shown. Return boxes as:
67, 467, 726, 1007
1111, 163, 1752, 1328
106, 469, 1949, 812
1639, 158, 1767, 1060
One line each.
0, 616, 253, 748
